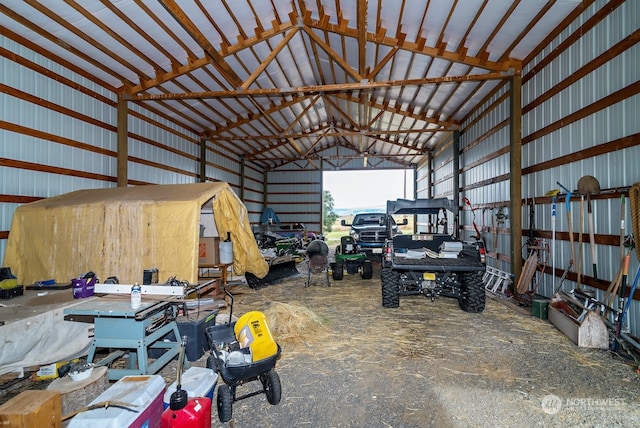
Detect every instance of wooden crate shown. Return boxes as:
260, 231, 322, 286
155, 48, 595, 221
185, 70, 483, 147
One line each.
0, 390, 61, 427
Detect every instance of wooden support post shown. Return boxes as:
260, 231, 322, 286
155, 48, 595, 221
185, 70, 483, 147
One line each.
263, 170, 268, 211
240, 155, 246, 200
510, 74, 523, 278
453, 130, 461, 239
199, 137, 207, 182
116, 96, 128, 187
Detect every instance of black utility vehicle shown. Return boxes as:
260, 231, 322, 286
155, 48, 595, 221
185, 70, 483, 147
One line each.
380, 198, 486, 313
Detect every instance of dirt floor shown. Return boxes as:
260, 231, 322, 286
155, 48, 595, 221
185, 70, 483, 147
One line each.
194, 261, 640, 428
3, 261, 640, 427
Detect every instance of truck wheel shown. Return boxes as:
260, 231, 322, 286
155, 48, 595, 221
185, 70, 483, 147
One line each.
458, 272, 486, 313
217, 384, 233, 423
332, 263, 344, 280
361, 260, 373, 279
381, 268, 400, 308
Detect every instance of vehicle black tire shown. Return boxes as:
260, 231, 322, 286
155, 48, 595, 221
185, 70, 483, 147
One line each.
381, 268, 400, 308
261, 369, 282, 405
361, 260, 373, 279
217, 384, 233, 423
332, 263, 344, 280
458, 271, 486, 313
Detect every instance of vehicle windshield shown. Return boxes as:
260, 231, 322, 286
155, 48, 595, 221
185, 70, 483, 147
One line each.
353, 214, 395, 225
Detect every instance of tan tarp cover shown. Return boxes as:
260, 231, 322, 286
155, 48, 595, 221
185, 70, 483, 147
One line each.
3, 182, 268, 286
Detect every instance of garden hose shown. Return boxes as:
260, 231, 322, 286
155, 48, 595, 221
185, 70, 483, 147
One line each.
629, 183, 640, 261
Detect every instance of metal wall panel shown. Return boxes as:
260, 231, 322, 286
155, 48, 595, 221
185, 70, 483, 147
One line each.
423, 0, 640, 310
266, 169, 322, 233
1, 36, 254, 263
517, 0, 640, 334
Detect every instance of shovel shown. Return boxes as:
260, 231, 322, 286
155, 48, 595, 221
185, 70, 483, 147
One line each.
577, 175, 601, 282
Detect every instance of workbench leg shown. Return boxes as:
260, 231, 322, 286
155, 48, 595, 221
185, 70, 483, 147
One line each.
136, 342, 148, 374
128, 351, 137, 370
87, 340, 97, 364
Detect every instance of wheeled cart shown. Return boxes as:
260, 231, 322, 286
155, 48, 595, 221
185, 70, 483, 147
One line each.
205, 288, 282, 423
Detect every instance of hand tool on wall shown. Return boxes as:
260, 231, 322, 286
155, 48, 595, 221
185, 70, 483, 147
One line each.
462, 197, 481, 240
577, 193, 584, 288
620, 195, 626, 259
577, 175, 601, 282
618, 253, 631, 328
614, 264, 640, 351
545, 189, 560, 283
556, 182, 575, 266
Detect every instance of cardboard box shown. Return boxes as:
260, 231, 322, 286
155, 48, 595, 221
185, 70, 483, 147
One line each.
199, 237, 220, 265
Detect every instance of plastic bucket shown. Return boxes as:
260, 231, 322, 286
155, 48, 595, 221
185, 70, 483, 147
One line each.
219, 241, 233, 264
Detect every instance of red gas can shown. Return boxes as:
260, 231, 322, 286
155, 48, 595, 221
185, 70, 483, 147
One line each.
160, 397, 212, 428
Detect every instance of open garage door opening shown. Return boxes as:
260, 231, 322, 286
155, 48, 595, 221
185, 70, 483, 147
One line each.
322, 169, 416, 246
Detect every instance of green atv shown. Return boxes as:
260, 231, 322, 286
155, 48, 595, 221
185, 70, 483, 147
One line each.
331, 236, 373, 280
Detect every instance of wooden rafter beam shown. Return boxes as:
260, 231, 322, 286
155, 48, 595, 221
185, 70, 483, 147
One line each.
241, 27, 300, 90
129, 21, 298, 94
129, 57, 211, 95
205, 94, 315, 136
159, 0, 243, 88
212, 126, 445, 141
283, 95, 321, 134
303, 14, 521, 72
332, 93, 458, 128
286, 136, 319, 169
127, 71, 510, 101
302, 24, 362, 82
331, 124, 432, 153
357, 0, 368, 77
367, 46, 398, 80
323, 96, 361, 129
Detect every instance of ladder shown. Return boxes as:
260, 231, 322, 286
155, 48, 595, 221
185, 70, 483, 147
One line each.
483, 266, 512, 296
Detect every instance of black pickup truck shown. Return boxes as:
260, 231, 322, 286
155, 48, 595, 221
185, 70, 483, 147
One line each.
341, 212, 406, 258
380, 198, 487, 313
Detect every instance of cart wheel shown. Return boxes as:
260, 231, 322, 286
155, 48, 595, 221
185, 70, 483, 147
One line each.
217, 384, 233, 423
261, 370, 282, 405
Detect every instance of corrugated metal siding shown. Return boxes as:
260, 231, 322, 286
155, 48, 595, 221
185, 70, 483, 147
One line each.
242, 162, 266, 228
459, 86, 512, 273
431, 147, 454, 198
522, 0, 640, 337
0, 35, 253, 264
267, 169, 322, 234
415, 0, 639, 336
127, 106, 198, 185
